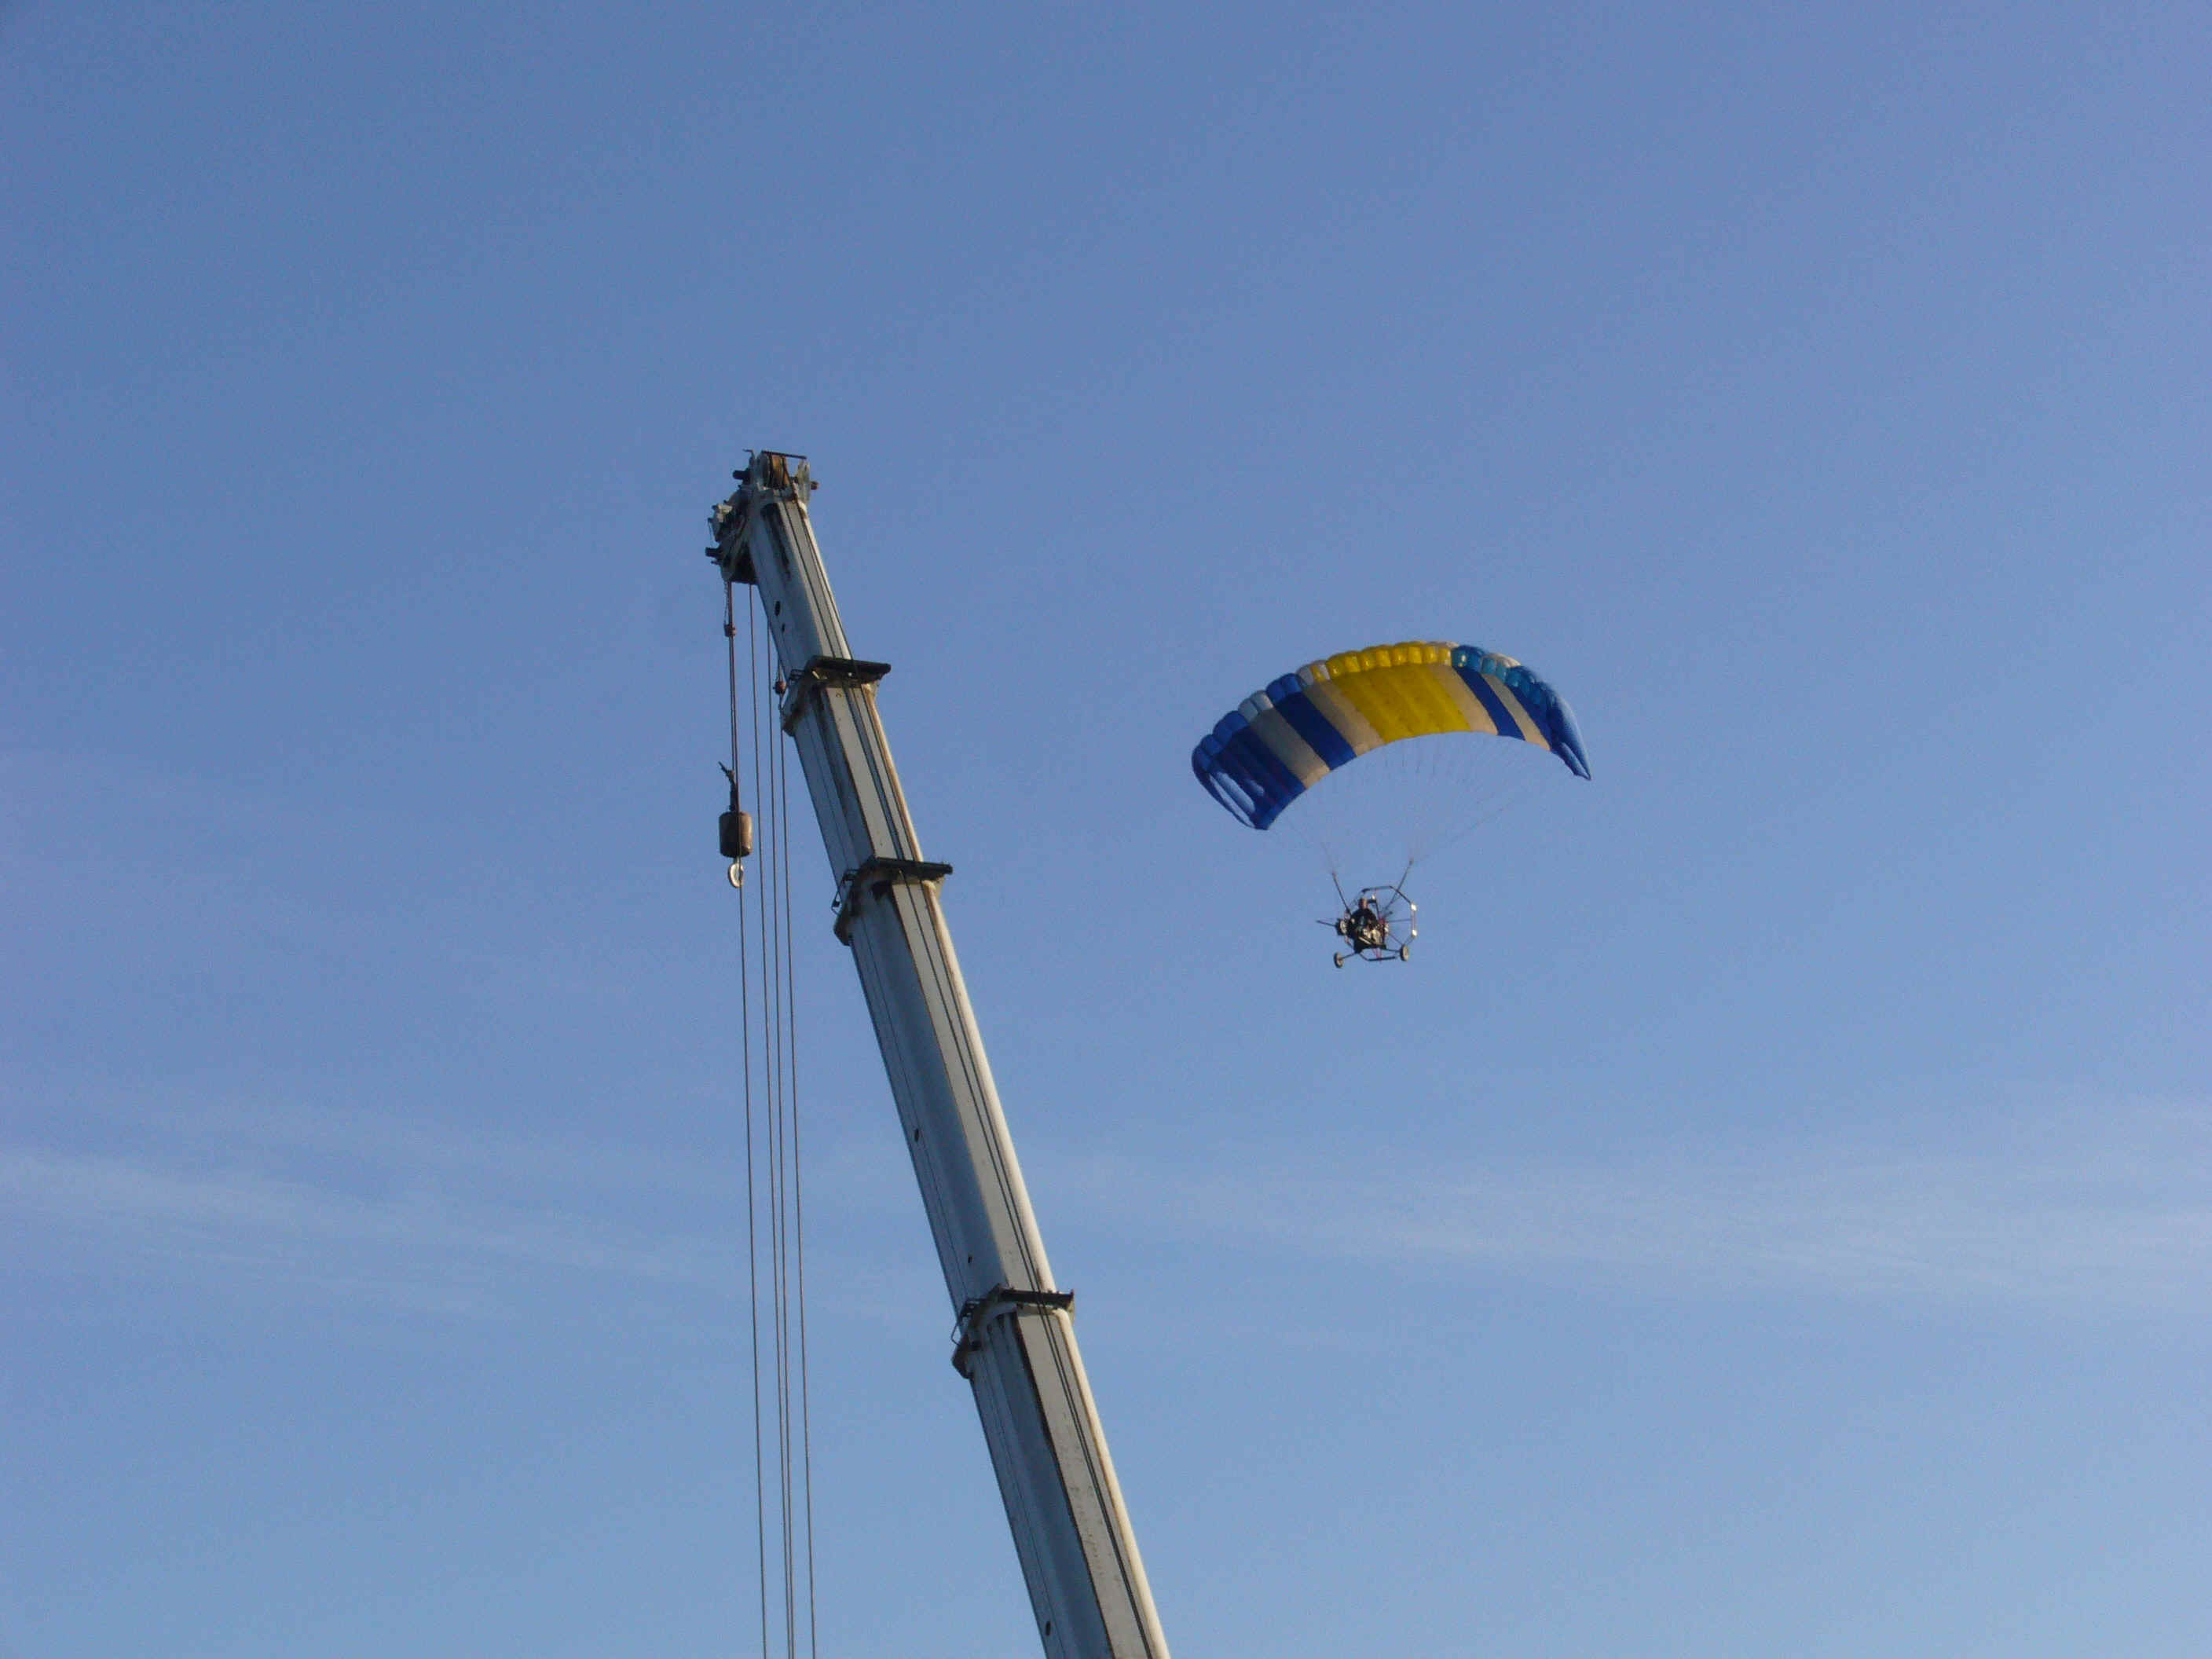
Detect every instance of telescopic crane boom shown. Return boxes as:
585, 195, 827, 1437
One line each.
708, 452, 1170, 1659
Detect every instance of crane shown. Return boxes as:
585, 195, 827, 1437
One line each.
707, 452, 1171, 1659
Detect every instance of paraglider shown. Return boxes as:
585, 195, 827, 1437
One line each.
1328, 877, 1415, 968
1192, 640, 1588, 965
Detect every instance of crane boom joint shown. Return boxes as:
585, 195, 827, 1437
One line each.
831, 855, 954, 944
779, 654, 892, 731
951, 1284, 1077, 1379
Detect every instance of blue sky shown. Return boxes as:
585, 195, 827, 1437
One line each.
5, 2, 2209, 1654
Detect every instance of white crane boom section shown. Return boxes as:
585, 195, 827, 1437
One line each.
708, 452, 1170, 1659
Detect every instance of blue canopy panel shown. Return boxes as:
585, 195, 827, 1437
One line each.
1192, 640, 1590, 830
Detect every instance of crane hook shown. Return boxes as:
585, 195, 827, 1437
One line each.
719, 762, 753, 884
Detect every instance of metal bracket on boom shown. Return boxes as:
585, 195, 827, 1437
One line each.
832, 855, 954, 945
780, 654, 892, 732
951, 1284, 1077, 1379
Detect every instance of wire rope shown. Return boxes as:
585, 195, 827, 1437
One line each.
781, 691, 822, 1659
756, 606, 797, 1659
728, 581, 821, 1659
731, 581, 771, 1659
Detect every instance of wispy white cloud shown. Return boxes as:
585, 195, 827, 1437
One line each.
1, 1086, 763, 1322
2, 1141, 738, 1317
1040, 1101, 2212, 1314
11, 1083, 2209, 1324
2, 1076, 936, 1331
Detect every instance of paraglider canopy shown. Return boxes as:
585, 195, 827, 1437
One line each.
1192, 640, 1589, 831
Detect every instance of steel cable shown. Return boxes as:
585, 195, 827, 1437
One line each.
734, 587, 770, 1659
733, 583, 819, 1659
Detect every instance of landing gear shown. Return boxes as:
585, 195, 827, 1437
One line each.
1321, 880, 1418, 967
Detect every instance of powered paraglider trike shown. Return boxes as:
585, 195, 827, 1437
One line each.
1191, 639, 1589, 968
